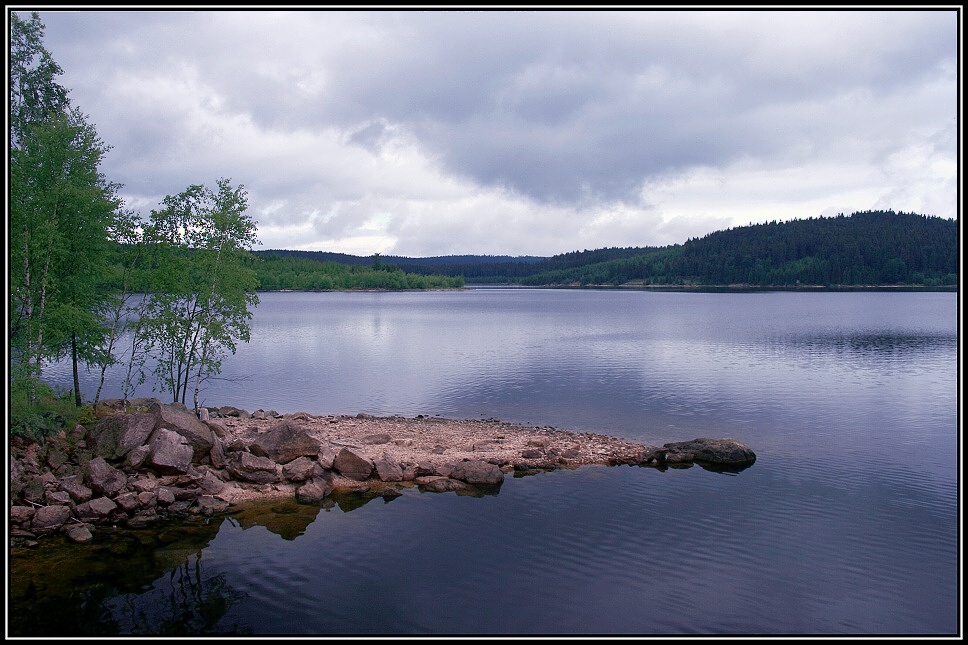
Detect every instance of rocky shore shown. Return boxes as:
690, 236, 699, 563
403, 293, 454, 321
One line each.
8, 398, 756, 548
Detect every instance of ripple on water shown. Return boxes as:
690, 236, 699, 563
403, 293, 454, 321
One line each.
24, 290, 957, 636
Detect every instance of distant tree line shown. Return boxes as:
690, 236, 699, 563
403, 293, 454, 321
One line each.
251, 249, 376, 266
247, 253, 464, 290
268, 246, 659, 283
270, 211, 957, 288
252, 249, 546, 283
393, 246, 661, 282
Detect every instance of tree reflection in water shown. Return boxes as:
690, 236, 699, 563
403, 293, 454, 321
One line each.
107, 549, 249, 635
9, 517, 250, 636
12, 489, 501, 636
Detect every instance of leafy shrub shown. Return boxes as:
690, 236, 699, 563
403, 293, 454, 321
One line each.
9, 376, 82, 440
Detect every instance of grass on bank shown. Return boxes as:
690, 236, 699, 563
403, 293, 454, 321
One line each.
9, 375, 97, 440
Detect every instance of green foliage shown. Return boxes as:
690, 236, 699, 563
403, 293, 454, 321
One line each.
9, 374, 82, 440
9, 11, 70, 148
135, 179, 261, 410
248, 253, 464, 290
75, 404, 99, 427
7, 13, 266, 435
9, 11, 126, 406
89, 208, 154, 404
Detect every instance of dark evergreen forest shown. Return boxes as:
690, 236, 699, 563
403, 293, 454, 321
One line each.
518, 210, 957, 287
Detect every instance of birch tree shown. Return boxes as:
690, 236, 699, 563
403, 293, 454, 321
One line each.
10, 12, 123, 405
9, 10, 70, 387
92, 208, 148, 404
140, 179, 260, 411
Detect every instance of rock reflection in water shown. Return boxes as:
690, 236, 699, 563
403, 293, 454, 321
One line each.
229, 499, 324, 540
8, 518, 237, 636
10, 497, 335, 636
10, 500, 320, 636
8, 482, 512, 636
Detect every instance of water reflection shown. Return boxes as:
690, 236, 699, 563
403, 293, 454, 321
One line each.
8, 484, 513, 637
230, 499, 325, 539
774, 331, 956, 360
9, 519, 234, 636
107, 558, 250, 636
9, 503, 310, 636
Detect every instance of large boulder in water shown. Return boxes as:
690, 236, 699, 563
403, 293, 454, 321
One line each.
659, 438, 756, 467
373, 452, 404, 482
296, 472, 335, 503
449, 460, 504, 485
225, 452, 281, 484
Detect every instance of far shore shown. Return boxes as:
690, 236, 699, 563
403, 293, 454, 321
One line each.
257, 283, 957, 293
480, 283, 959, 292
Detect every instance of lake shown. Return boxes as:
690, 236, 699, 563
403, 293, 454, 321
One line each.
11, 288, 960, 635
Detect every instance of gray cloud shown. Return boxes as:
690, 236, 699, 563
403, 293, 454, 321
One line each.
29, 8, 958, 256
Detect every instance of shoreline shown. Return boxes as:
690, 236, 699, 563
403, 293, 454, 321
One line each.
258, 284, 958, 293
204, 410, 667, 503
9, 400, 757, 547
500, 283, 959, 292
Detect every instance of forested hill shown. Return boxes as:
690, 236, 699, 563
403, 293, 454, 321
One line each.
517, 210, 958, 287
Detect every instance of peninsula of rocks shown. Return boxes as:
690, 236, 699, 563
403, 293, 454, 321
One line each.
9, 398, 756, 547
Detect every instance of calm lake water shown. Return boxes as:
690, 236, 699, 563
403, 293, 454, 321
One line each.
13, 288, 960, 636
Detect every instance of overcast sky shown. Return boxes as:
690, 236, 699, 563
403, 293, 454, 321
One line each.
25, 8, 960, 257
